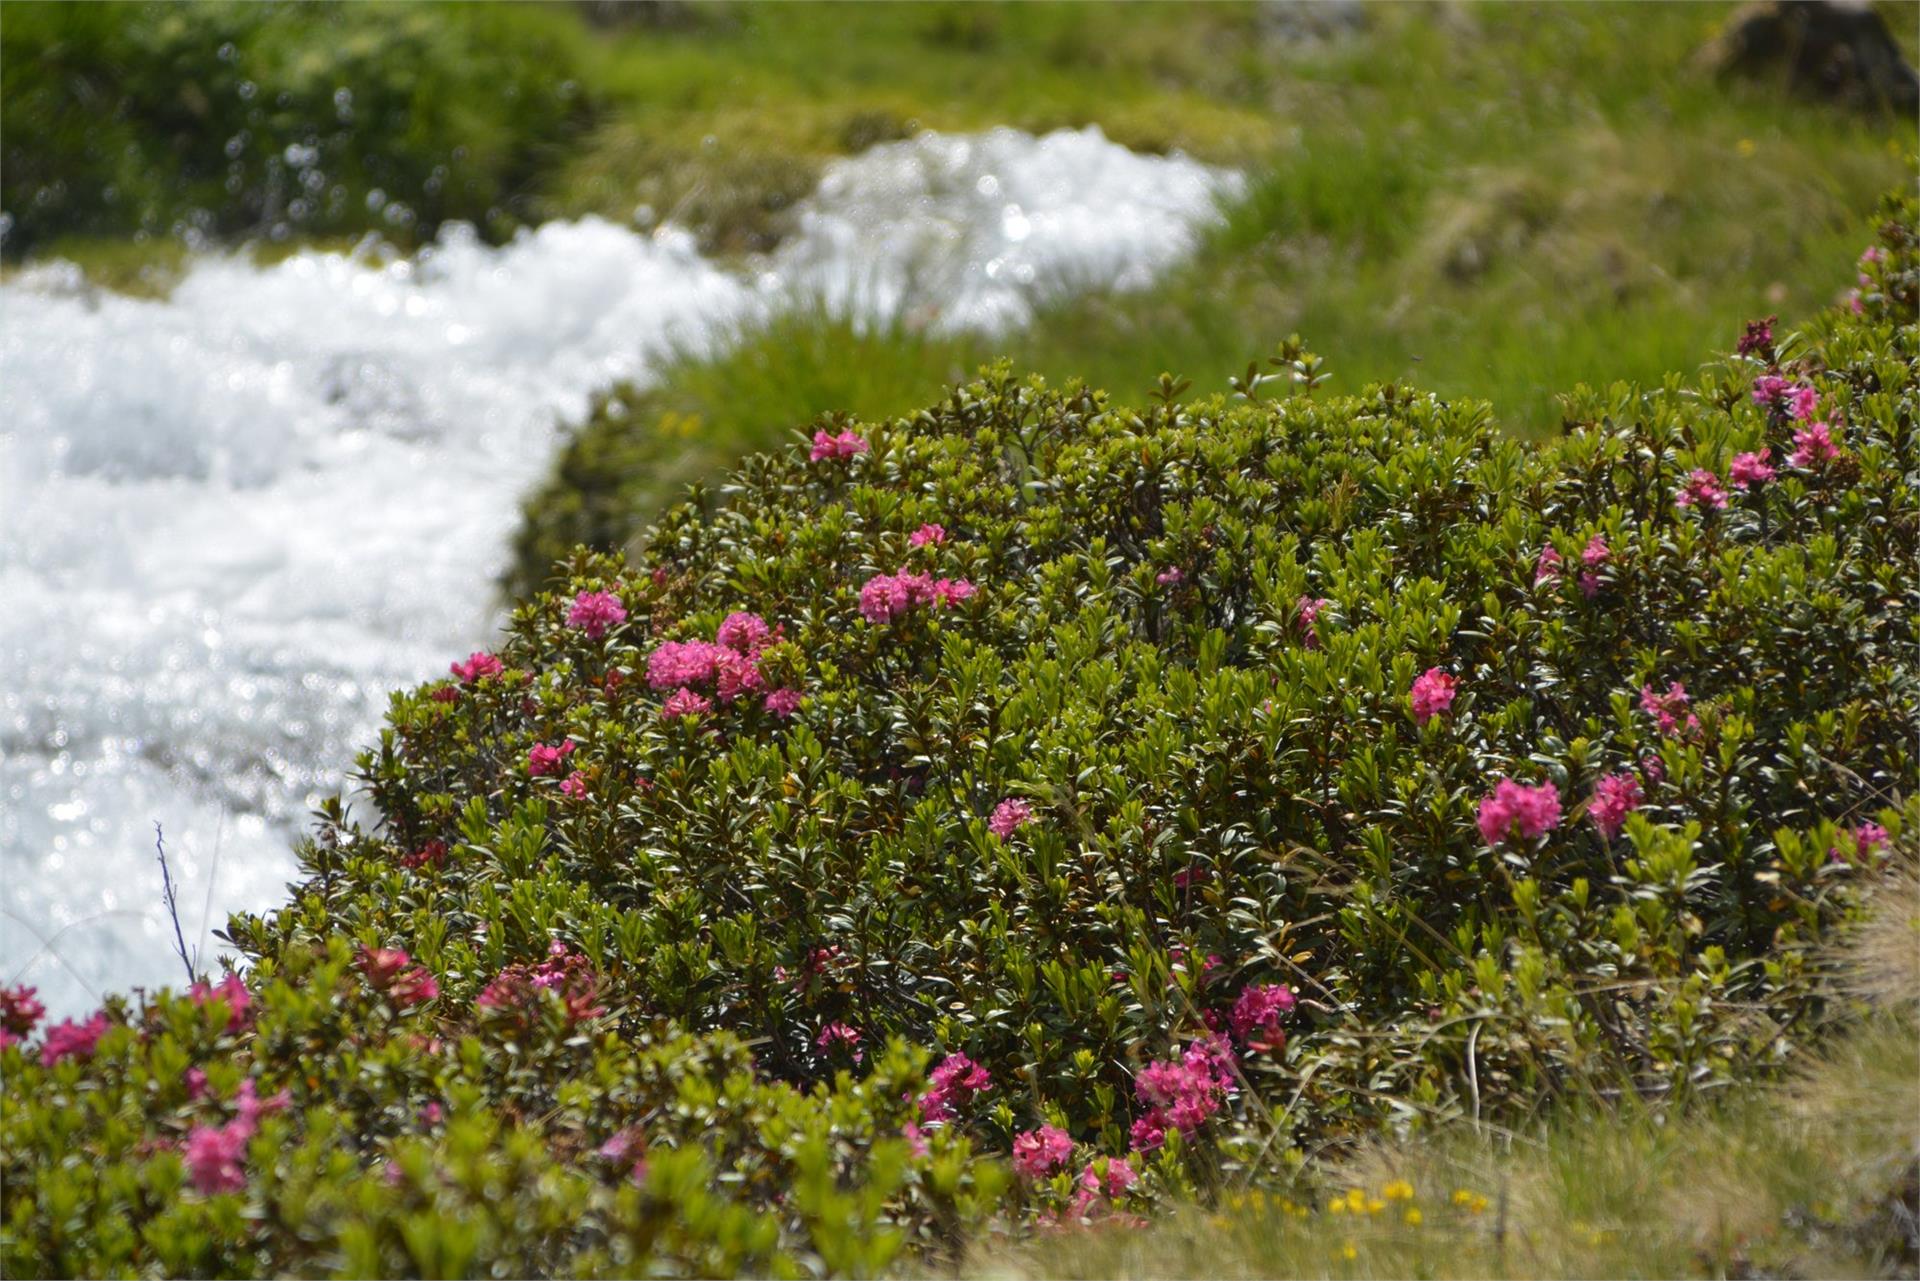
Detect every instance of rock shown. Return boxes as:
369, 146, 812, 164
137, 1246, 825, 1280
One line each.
1699, 1, 1918, 113
1259, 0, 1367, 44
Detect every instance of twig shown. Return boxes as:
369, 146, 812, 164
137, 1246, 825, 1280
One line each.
153, 822, 198, 986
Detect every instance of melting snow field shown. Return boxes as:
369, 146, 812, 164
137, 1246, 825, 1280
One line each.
0, 127, 1240, 1015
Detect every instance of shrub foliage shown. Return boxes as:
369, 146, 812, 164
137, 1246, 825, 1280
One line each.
3, 197, 1915, 1277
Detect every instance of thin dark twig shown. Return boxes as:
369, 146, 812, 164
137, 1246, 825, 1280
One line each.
153, 822, 197, 986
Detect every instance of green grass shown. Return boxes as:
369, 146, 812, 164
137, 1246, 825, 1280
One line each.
510, 3, 1915, 591
978, 869, 1920, 1280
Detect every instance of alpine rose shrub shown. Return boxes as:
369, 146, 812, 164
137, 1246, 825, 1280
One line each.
4, 197, 1915, 1278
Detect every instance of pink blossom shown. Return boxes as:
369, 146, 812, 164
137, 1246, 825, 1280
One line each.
1729, 449, 1776, 490
1156, 567, 1184, 586
186, 1067, 210, 1100
1787, 385, 1819, 423
1012, 1125, 1073, 1179
1534, 545, 1563, 584
188, 973, 251, 1032
763, 687, 804, 718
909, 523, 947, 548
402, 839, 448, 871
528, 740, 574, 776
0, 985, 45, 1045
450, 651, 504, 684
1751, 374, 1792, 410
1228, 984, 1296, 1048
566, 590, 627, 639
358, 947, 438, 1006
1073, 1158, 1140, 1214
559, 771, 588, 800
661, 687, 712, 719
1581, 535, 1611, 568
810, 429, 870, 461
1790, 421, 1841, 468
185, 1120, 251, 1195
477, 943, 603, 1023
1476, 778, 1563, 847
903, 1122, 930, 1157
712, 648, 764, 704
933, 577, 975, 606
988, 798, 1034, 840
1735, 317, 1773, 357
715, 612, 771, 654
1131, 1041, 1231, 1150
39, 1012, 108, 1067
1675, 469, 1728, 511
918, 1052, 992, 1122
1129, 1114, 1168, 1152
1579, 571, 1602, 599
816, 1021, 863, 1061
1296, 596, 1330, 649
430, 685, 460, 703
1588, 772, 1644, 841
1409, 667, 1457, 726
1639, 682, 1699, 738
646, 639, 724, 690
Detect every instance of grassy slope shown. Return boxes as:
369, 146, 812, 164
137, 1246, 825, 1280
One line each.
984, 870, 1920, 1280
509, 2, 1915, 593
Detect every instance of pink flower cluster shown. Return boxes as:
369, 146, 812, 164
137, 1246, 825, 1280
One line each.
1156, 566, 1185, 586
1476, 778, 1563, 847
1296, 596, 1330, 649
1735, 316, 1774, 358
1639, 681, 1699, 738
1409, 667, 1456, 726
0, 984, 46, 1050
1012, 1124, 1074, 1179
1534, 545, 1563, 585
598, 1127, 650, 1186
39, 1012, 109, 1067
1790, 420, 1842, 468
1072, 1158, 1140, 1216
402, 839, 448, 871
909, 523, 947, 548
1832, 822, 1891, 863
1752, 376, 1817, 423
810, 429, 870, 461
1730, 449, 1776, 490
189, 973, 252, 1032
1228, 983, 1295, 1052
1579, 535, 1611, 598
185, 1079, 288, 1195
1588, 771, 1644, 841
1675, 469, 1728, 511
450, 651, 504, 684
1130, 1035, 1236, 1151
358, 947, 439, 1006
528, 739, 575, 776
816, 1021, 863, 1061
477, 940, 603, 1023
988, 798, 1034, 840
566, 590, 627, 640
858, 570, 975, 624
918, 1053, 992, 1123
647, 612, 801, 719
559, 770, 589, 799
